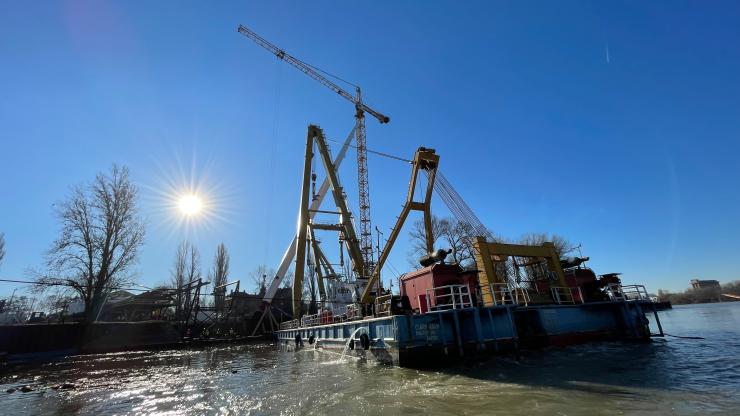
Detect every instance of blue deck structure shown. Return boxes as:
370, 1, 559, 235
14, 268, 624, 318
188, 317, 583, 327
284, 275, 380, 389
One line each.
276, 298, 653, 367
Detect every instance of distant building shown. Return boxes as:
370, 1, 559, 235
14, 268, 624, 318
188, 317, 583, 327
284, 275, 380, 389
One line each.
691, 279, 721, 290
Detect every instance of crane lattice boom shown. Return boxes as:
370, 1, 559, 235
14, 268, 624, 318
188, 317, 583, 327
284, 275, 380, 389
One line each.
237, 24, 389, 276
236, 25, 389, 125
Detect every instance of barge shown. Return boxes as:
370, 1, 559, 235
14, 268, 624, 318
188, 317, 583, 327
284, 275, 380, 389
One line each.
268, 126, 662, 367
277, 260, 660, 367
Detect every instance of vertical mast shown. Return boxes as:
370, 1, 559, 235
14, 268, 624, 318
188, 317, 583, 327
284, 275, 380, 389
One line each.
355, 87, 374, 275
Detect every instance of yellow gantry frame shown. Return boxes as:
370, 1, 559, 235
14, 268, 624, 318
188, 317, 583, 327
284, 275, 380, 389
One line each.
294, 125, 366, 316
360, 147, 440, 304
473, 237, 567, 306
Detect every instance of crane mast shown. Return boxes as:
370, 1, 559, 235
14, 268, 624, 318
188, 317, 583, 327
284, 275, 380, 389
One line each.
237, 24, 389, 277
354, 88, 373, 272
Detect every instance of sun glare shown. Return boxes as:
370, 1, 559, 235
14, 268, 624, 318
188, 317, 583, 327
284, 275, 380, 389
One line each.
141, 148, 239, 238
178, 194, 203, 216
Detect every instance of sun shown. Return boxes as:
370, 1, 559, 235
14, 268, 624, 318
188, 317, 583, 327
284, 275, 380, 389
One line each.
178, 194, 203, 216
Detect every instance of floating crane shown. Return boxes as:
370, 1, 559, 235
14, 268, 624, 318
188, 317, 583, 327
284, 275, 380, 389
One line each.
237, 24, 390, 278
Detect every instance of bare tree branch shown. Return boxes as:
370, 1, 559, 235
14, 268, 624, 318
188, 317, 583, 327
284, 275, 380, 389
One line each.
249, 264, 274, 296
39, 165, 145, 323
211, 243, 230, 312
170, 241, 201, 319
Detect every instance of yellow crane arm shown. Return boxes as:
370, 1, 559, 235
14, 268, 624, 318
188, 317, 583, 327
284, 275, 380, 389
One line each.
360, 148, 440, 303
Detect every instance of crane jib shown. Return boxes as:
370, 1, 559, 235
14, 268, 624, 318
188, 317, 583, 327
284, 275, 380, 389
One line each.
237, 24, 389, 125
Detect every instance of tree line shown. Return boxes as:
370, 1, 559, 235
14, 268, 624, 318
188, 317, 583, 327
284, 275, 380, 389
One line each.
657, 281, 740, 305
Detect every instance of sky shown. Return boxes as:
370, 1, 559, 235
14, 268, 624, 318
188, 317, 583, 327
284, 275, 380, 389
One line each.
1, 1, 739, 299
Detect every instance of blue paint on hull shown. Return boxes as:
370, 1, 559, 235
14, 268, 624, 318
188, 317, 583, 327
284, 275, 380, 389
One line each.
277, 301, 651, 367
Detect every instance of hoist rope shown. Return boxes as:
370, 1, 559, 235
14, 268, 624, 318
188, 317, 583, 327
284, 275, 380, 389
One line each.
429, 170, 494, 241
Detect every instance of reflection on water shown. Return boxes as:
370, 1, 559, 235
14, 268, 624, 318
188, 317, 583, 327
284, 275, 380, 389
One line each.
2, 303, 739, 415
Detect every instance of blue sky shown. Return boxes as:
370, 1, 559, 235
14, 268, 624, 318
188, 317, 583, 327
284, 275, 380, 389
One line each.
1, 1, 739, 298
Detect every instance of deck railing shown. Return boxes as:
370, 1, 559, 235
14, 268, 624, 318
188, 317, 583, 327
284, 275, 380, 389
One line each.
550, 286, 584, 304
279, 304, 363, 330
606, 284, 651, 302
330, 305, 349, 323
483, 283, 530, 306
300, 313, 321, 327
280, 319, 300, 330
424, 284, 473, 312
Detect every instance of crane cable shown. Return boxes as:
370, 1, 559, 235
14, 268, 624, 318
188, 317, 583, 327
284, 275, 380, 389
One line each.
428, 170, 494, 241
324, 137, 411, 163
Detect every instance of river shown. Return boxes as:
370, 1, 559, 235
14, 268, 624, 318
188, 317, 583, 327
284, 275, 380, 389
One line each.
2, 302, 739, 415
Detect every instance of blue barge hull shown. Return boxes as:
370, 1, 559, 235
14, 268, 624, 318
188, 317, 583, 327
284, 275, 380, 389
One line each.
277, 300, 651, 367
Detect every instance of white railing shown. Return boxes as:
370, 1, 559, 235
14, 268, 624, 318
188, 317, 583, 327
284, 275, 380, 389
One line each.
424, 284, 473, 311
330, 305, 349, 322
483, 283, 530, 306
300, 313, 321, 327
280, 319, 300, 330
329, 304, 362, 323
550, 286, 584, 305
606, 284, 651, 302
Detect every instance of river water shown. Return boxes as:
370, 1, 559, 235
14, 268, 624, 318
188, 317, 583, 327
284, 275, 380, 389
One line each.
2, 302, 739, 415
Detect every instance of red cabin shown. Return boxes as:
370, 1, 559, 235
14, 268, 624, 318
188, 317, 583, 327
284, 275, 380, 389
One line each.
400, 263, 477, 313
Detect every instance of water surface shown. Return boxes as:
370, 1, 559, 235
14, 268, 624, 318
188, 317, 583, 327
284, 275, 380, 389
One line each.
2, 302, 739, 415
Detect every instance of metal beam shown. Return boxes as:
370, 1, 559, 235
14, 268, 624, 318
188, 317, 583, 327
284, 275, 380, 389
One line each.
312, 125, 366, 279
293, 131, 314, 316
360, 147, 440, 303
308, 225, 326, 301
260, 127, 354, 304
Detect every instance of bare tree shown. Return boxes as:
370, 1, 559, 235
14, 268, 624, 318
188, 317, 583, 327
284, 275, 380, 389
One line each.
408, 215, 483, 268
170, 241, 201, 320
518, 232, 573, 257
210, 243, 230, 312
249, 264, 274, 296
408, 215, 443, 260
171, 242, 188, 319
513, 232, 574, 283
0, 232, 5, 269
40, 292, 75, 317
38, 165, 145, 323
439, 219, 478, 267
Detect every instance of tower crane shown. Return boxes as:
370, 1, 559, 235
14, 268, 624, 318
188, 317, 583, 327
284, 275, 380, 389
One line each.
237, 24, 389, 277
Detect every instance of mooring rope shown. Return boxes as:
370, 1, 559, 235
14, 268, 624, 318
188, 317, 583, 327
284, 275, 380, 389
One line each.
663, 333, 706, 340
